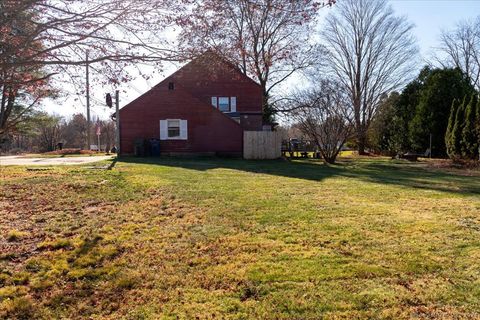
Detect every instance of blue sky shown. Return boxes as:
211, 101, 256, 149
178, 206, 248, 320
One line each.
390, 0, 480, 58
44, 0, 480, 119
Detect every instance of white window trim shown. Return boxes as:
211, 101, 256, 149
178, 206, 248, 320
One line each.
230, 97, 237, 112
160, 119, 188, 140
180, 119, 188, 140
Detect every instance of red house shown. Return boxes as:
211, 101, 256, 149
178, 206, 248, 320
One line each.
119, 52, 264, 156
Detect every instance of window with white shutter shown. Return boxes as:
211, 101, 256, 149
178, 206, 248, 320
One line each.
180, 120, 188, 140
160, 120, 168, 140
160, 119, 188, 140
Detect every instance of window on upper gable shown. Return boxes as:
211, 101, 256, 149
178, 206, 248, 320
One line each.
211, 96, 237, 112
218, 97, 229, 111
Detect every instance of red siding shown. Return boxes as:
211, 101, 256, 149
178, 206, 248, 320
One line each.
119, 53, 263, 155
240, 114, 263, 131
120, 82, 243, 155
168, 53, 263, 114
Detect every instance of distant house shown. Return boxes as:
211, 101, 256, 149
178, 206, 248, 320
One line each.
119, 52, 264, 156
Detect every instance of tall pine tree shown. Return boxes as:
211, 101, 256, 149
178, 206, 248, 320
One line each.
461, 94, 478, 159
446, 98, 459, 158
450, 96, 467, 159
475, 97, 480, 160
408, 68, 474, 156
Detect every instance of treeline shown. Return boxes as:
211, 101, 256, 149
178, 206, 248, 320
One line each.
368, 66, 478, 159
446, 94, 480, 160
2, 113, 115, 154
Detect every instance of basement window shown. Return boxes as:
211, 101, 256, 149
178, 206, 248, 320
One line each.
167, 120, 180, 138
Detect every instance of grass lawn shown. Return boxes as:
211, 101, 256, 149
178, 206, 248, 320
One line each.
1, 156, 479, 319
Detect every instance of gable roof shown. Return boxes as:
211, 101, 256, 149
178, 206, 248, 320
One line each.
163, 51, 262, 89
121, 51, 262, 113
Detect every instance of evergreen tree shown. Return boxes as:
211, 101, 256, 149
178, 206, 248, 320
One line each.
475, 96, 480, 159
461, 94, 478, 158
408, 68, 475, 157
389, 69, 428, 153
446, 98, 459, 158
451, 97, 466, 159
476, 97, 480, 152
368, 92, 399, 154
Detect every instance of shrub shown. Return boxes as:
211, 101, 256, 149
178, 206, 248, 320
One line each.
43, 148, 97, 156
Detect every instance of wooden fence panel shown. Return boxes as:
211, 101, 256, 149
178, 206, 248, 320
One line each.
243, 131, 282, 159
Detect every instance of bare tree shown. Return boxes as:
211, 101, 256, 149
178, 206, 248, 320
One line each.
321, 0, 418, 154
1, 4, 54, 138
178, 0, 335, 122
100, 120, 116, 152
62, 113, 88, 148
1, 0, 183, 138
33, 112, 63, 152
1, 0, 181, 70
291, 81, 352, 164
1, 0, 182, 97
438, 17, 480, 90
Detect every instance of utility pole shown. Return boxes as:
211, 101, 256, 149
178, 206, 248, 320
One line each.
115, 90, 120, 155
96, 121, 101, 152
86, 51, 91, 150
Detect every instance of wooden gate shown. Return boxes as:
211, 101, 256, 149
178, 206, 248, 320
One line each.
243, 131, 281, 159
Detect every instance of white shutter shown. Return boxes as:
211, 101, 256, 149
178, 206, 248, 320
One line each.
159, 120, 168, 140
230, 97, 237, 112
180, 120, 188, 140
211, 97, 217, 108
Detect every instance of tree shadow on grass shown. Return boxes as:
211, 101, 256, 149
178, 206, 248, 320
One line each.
340, 161, 480, 196
116, 156, 480, 196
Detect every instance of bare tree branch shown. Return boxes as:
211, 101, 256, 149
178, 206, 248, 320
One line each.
290, 80, 352, 164
321, 0, 418, 154
178, 0, 335, 122
436, 16, 480, 91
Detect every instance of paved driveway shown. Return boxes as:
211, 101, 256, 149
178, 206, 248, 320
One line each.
0, 155, 114, 166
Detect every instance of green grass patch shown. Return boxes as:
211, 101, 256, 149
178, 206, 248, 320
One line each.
5, 230, 28, 242
0, 156, 479, 319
